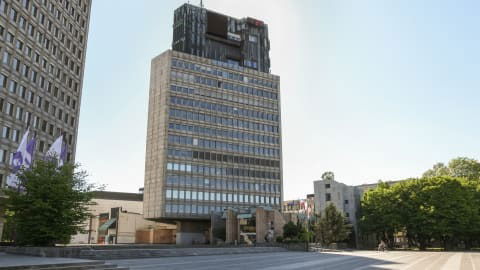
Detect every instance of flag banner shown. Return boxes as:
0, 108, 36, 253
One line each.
45, 135, 67, 167
6, 129, 35, 188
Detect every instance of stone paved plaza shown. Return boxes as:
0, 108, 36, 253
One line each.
109, 250, 480, 270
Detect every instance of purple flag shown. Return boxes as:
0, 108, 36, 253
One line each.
7, 129, 34, 188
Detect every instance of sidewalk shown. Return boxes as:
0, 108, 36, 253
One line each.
0, 252, 91, 268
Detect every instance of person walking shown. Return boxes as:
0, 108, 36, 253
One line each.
378, 240, 386, 252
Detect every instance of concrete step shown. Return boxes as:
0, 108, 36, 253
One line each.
76, 246, 288, 260
0, 261, 128, 270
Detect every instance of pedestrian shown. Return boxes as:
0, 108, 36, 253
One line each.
378, 240, 386, 252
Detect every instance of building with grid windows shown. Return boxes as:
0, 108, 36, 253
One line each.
0, 0, 91, 239
144, 5, 281, 244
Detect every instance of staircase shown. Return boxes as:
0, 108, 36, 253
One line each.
77, 246, 288, 260
0, 261, 128, 270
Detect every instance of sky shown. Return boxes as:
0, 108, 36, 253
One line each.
76, 0, 480, 200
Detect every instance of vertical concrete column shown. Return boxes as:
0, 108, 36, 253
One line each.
225, 209, 238, 243
273, 210, 286, 239
149, 228, 154, 244
256, 208, 266, 243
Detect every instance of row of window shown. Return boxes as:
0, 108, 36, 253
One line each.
166, 162, 281, 180
168, 122, 279, 145
1, 72, 77, 114
168, 148, 280, 168
0, 91, 76, 128
0, 19, 83, 71
172, 58, 278, 90
0, 98, 74, 144
166, 189, 280, 205
1, 124, 73, 149
169, 108, 279, 134
171, 70, 277, 102
170, 95, 278, 123
166, 174, 281, 193
171, 84, 277, 110
2, 0, 87, 47
1, 25, 82, 93
168, 134, 280, 157
166, 203, 250, 215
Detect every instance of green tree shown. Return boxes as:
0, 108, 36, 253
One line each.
315, 204, 351, 246
448, 157, 480, 180
423, 163, 449, 178
5, 160, 98, 246
283, 221, 299, 239
359, 181, 400, 247
321, 171, 334, 181
423, 157, 480, 181
359, 176, 480, 250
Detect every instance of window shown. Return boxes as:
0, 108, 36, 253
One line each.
0, 149, 7, 163
5, 102, 13, 116
2, 51, 10, 64
0, 0, 8, 14
12, 129, 19, 142
15, 107, 23, 120
325, 193, 331, 201
6, 32, 14, 43
12, 58, 20, 72
325, 183, 331, 189
15, 40, 23, 50
344, 200, 349, 204
9, 8, 17, 22
2, 126, 11, 138
0, 73, 6, 88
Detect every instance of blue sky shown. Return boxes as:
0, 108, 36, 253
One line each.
77, 0, 480, 200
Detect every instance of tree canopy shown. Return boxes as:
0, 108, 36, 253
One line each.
315, 203, 351, 246
423, 157, 480, 180
359, 176, 480, 250
4, 160, 97, 246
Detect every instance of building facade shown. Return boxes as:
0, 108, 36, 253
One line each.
313, 178, 360, 226
313, 176, 405, 247
172, 3, 271, 73
282, 194, 315, 224
0, 0, 91, 240
143, 48, 282, 244
71, 191, 176, 245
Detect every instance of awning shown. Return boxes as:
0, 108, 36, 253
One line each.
98, 218, 116, 232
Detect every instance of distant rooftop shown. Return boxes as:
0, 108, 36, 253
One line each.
92, 191, 143, 201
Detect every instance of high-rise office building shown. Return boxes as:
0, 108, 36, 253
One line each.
144, 4, 282, 244
0, 0, 91, 237
0, 0, 91, 186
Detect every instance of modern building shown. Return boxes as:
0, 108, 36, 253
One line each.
71, 191, 176, 245
172, 3, 271, 73
143, 4, 282, 245
313, 174, 405, 246
0, 0, 91, 240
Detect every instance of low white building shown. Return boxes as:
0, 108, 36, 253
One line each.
313, 177, 360, 227
313, 173, 404, 243
71, 191, 175, 245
